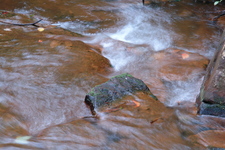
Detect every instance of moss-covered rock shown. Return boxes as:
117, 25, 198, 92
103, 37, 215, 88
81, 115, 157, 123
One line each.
85, 73, 157, 115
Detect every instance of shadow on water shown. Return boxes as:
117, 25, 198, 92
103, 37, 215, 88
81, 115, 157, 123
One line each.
0, 0, 225, 149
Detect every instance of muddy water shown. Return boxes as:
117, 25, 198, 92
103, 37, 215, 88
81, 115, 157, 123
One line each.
0, 0, 225, 149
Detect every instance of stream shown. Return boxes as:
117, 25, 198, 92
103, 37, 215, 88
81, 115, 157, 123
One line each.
1, 0, 225, 149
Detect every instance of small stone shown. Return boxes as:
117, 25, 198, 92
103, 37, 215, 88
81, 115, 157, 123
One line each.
37, 27, 45, 32
3, 28, 12, 31
15, 136, 32, 144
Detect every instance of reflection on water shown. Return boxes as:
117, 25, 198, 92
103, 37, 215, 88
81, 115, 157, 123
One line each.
0, 0, 224, 149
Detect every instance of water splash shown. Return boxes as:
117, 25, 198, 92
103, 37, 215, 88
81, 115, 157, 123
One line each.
164, 77, 204, 106
107, 5, 173, 51
96, 4, 174, 71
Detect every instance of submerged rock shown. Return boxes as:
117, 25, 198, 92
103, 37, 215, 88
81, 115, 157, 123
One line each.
188, 129, 225, 149
197, 30, 225, 117
0, 104, 28, 138
55, 40, 112, 81
217, 15, 225, 29
154, 48, 209, 81
85, 73, 157, 115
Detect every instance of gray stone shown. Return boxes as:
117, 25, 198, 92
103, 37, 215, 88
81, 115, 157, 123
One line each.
198, 103, 225, 117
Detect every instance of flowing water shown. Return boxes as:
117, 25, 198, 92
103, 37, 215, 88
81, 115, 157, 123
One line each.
0, 0, 225, 149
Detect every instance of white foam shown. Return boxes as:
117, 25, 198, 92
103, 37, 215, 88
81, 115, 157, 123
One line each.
100, 39, 135, 71
165, 77, 204, 106
106, 4, 173, 50
94, 4, 174, 70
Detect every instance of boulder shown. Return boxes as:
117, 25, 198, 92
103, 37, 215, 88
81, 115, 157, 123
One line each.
85, 73, 157, 115
196, 29, 225, 117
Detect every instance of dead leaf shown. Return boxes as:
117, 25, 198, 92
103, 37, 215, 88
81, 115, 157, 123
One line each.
2, 12, 9, 15
132, 100, 140, 107
150, 118, 163, 124
181, 53, 189, 59
150, 118, 159, 124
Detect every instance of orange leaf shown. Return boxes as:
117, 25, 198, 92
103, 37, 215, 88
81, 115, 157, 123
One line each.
181, 53, 189, 59
132, 100, 140, 107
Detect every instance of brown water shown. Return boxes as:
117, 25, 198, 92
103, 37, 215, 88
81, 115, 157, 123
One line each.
1, 0, 225, 149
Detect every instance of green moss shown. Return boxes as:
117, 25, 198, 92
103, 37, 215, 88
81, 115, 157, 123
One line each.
88, 73, 133, 97
89, 89, 99, 97
88, 84, 102, 97
89, 90, 95, 96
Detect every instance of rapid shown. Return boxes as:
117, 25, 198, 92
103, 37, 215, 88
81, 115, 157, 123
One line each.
0, 0, 225, 149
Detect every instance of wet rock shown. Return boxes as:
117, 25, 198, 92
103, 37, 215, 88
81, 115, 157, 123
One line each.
178, 10, 194, 18
0, 103, 28, 138
198, 103, 225, 117
143, 0, 174, 5
38, 119, 108, 149
85, 73, 157, 115
55, 40, 112, 82
188, 130, 225, 149
153, 48, 209, 81
39, 91, 172, 149
197, 30, 225, 117
194, 0, 215, 3
122, 48, 209, 103
172, 18, 218, 52
217, 15, 225, 29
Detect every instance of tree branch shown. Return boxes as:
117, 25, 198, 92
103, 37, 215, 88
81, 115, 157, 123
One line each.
0, 19, 43, 27
213, 11, 225, 23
